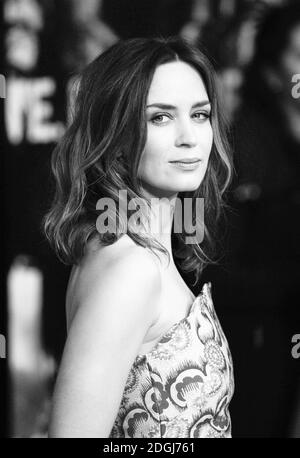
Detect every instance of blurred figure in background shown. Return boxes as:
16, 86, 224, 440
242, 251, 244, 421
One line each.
4, 0, 118, 438
231, 0, 300, 437
7, 256, 55, 437
56, 0, 118, 73
180, 0, 211, 45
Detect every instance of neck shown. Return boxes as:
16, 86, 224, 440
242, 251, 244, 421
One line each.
133, 189, 178, 265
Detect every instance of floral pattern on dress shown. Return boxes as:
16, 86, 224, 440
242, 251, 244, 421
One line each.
148, 320, 191, 360
109, 282, 234, 438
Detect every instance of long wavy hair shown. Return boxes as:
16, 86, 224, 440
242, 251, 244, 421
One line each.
42, 36, 233, 284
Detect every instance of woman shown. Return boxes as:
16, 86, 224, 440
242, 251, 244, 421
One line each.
43, 36, 234, 438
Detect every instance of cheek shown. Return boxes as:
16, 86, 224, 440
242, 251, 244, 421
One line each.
138, 142, 166, 179
140, 134, 169, 167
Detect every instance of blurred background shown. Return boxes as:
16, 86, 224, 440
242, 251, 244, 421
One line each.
1, 0, 300, 438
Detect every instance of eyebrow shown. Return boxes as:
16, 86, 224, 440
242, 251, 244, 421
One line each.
146, 101, 211, 110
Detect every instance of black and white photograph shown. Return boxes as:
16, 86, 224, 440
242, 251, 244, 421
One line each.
1, 0, 300, 439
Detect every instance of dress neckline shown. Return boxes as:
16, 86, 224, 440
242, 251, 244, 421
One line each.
136, 282, 211, 360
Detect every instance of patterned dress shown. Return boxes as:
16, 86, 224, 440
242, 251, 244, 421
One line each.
109, 282, 235, 438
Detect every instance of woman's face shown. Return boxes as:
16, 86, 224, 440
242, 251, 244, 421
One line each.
138, 61, 213, 198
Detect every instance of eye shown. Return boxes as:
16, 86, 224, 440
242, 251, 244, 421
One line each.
193, 111, 211, 121
150, 113, 171, 125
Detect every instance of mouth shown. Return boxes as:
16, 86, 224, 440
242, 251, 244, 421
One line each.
168, 158, 202, 171
169, 158, 201, 164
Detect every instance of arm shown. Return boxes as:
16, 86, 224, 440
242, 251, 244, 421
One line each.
48, 246, 161, 438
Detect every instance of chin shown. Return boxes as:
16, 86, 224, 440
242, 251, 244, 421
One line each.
141, 175, 204, 198
158, 183, 201, 196
176, 184, 201, 193
174, 176, 205, 193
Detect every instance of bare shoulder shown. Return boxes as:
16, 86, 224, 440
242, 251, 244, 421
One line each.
50, 235, 163, 437
66, 234, 162, 330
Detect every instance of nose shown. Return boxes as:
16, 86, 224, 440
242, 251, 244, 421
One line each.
175, 118, 197, 147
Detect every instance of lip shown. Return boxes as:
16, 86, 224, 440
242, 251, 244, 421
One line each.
169, 158, 201, 164
169, 160, 201, 171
